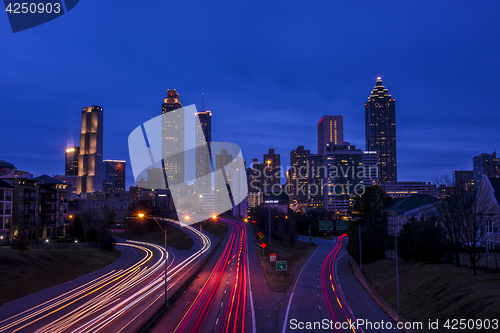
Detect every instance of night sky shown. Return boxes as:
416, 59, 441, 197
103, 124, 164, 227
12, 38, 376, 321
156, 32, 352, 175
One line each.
1, 1, 499, 188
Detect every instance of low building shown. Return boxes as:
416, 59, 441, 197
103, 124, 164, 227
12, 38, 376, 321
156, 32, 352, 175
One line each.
381, 181, 438, 199
385, 194, 439, 234
263, 193, 289, 214
476, 176, 500, 250
33, 175, 71, 238
0, 179, 13, 238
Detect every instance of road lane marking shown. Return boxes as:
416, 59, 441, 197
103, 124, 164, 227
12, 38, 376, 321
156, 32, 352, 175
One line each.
281, 246, 320, 333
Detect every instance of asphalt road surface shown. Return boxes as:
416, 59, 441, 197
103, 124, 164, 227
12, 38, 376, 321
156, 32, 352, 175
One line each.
151, 218, 255, 333
0, 221, 213, 333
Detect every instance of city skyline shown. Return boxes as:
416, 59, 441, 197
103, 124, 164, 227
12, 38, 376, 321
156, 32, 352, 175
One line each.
1, 2, 499, 188
1, 3, 500, 332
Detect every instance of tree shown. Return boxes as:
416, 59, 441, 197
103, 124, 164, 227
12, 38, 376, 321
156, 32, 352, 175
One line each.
70, 215, 84, 238
102, 205, 116, 230
351, 185, 393, 219
437, 181, 491, 275
397, 217, 447, 262
11, 232, 30, 258
348, 186, 393, 263
249, 205, 299, 247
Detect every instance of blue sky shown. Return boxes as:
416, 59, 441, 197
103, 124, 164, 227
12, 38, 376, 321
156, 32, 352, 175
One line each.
1, 0, 499, 188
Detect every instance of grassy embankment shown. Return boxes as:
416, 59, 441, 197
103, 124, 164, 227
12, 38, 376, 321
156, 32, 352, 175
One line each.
363, 259, 500, 333
254, 231, 317, 292
0, 248, 120, 305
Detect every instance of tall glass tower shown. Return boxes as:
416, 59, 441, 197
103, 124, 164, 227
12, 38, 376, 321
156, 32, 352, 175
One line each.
195, 110, 212, 193
161, 89, 184, 190
365, 77, 397, 184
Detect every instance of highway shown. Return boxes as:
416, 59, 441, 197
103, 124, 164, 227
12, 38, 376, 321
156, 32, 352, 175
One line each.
0, 222, 212, 333
152, 218, 255, 333
279, 235, 403, 333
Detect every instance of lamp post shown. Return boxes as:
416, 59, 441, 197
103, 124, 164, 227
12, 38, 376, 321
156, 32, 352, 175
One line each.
138, 213, 168, 305
395, 224, 400, 314
0, 235, 3, 248
359, 224, 362, 272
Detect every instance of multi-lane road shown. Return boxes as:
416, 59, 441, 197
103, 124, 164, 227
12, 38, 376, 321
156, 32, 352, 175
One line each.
277, 234, 402, 333
152, 218, 255, 333
1, 219, 403, 333
0, 222, 212, 333
153, 219, 402, 333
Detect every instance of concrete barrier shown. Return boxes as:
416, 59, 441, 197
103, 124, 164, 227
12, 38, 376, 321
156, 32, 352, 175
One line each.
349, 258, 418, 333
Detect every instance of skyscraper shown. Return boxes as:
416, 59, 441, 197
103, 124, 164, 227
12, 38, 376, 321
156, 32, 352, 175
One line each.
263, 149, 281, 195
473, 152, 498, 188
290, 146, 310, 204
453, 170, 475, 193
195, 111, 212, 194
77, 106, 103, 194
65, 146, 80, 176
103, 160, 126, 193
215, 149, 233, 212
362, 151, 379, 186
306, 154, 324, 208
365, 77, 397, 184
317, 115, 343, 155
161, 89, 184, 189
324, 143, 364, 214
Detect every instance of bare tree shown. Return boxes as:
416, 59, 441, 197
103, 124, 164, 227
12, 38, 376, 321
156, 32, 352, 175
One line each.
437, 178, 491, 275
438, 190, 467, 267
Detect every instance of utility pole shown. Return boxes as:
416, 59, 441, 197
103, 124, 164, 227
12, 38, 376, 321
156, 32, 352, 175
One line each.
268, 203, 271, 246
359, 224, 362, 272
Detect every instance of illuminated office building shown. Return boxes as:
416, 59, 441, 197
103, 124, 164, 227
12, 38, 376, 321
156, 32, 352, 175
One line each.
161, 89, 184, 189
365, 77, 397, 184
263, 149, 281, 195
103, 160, 126, 193
290, 146, 310, 204
318, 115, 343, 155
77, 106, 103, 193
362, 151, 379, 186
323, 143, 363, 214
195, 110, 212, 193
65, 146, 79, 176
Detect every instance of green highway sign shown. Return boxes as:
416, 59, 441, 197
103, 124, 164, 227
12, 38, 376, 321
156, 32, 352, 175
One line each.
319, 220, 334, 231
336, 220, 349, 231
276, 261, 287, 271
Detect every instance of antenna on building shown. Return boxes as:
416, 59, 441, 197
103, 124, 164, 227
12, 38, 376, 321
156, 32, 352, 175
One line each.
202, 93, 205, 112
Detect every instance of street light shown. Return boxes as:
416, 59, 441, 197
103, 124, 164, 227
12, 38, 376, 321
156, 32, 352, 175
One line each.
138, 213, 168, 305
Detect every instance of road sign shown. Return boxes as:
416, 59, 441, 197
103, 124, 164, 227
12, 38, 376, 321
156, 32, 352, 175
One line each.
276, 261, 287, 271
336, 220, 348, 231
319, 220, 334, 231
260, 242, 267, 249
270, 253, 276, 262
